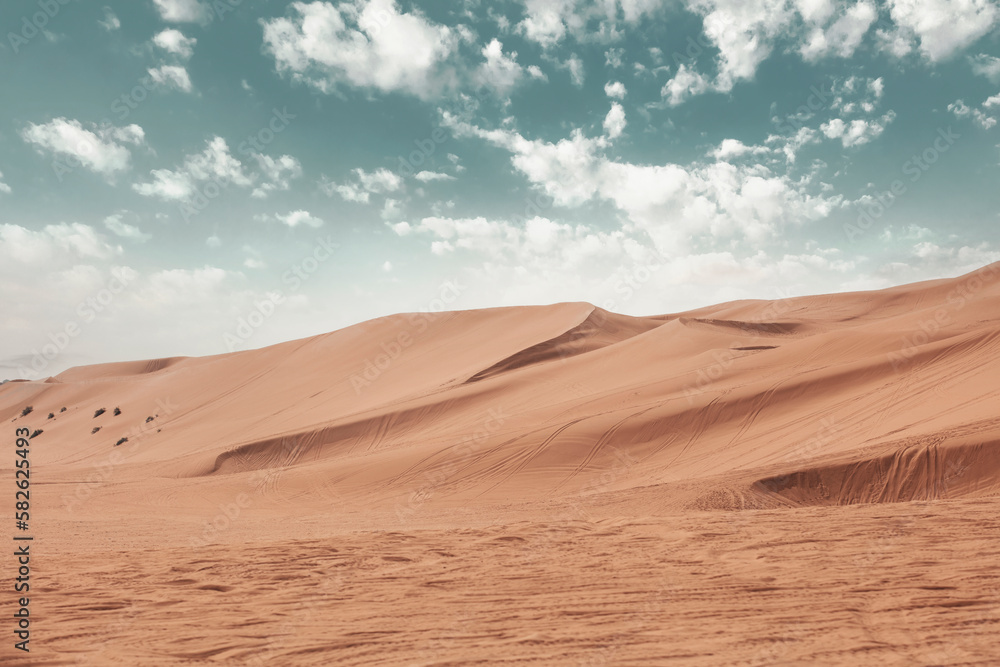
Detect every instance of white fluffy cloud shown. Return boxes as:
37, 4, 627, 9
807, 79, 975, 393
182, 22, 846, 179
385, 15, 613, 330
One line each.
251, 154, 303, 198
820, 111, 897, 147
0, 172, 10, 195
322, 167, 403, 203
710, 138, 771, 160
276, 210, 324, 228
603, 102, 627, 139
800, 1, 877, 61
886, 0, 998, 61
948, 99, 997, 129
262, 0, 458, 99
604, 81, 627, 99
415, 171, 456, 182
477, 39, 525, 95
148, 65, 193, 93
21, 118, 145, 180
152, 29, 197, 59
152, 0, 211, 23
133, 137, 252, 201
442, 114, 840, 251
661, 64, 713, 106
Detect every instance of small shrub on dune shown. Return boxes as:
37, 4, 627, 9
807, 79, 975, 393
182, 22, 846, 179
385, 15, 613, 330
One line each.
94, 408, 106, 418
29, 430, 42, 439
92, 427, 101, 434
114, 437, 128, 447
113, 407, 121, 416
60, 407, 66, 413
145, 416, 155, 423
48, 413, 54, 419
20, 406, 32, 417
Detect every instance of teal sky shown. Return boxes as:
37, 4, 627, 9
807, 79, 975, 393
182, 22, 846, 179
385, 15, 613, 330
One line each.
2, 0, 999, 379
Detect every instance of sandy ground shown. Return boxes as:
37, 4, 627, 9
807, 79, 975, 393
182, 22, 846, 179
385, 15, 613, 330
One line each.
4, 262, 1000, 665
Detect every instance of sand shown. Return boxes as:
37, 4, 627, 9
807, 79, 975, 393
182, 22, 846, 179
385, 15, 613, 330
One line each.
4, 262, 1000, 665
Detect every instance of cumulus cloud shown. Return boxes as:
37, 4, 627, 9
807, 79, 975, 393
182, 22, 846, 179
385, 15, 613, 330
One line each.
949, 99, 997, 129
0, 172, 10, 195
152, 29, 197, 59
251, 154, 303, 198
133, 137, 252, 201
820, 111, 897, 147
261, 0, 458, 99
148, 65, 193, 93
604, 81, 627, 99
414, 171, 456, 182
662, 64, 712, 106
886, 0, 998, 62
800, 1, 877, 61
276, 210, 324, 228
441, 114, 840, 251
476, 39, 525, 95
21, 118, 145, 181
321, 167, 403, 203
603, 102, 627, 139
710, 138, 771, 160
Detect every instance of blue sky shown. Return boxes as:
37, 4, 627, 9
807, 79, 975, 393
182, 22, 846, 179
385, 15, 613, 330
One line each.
2, 0, 1000, 379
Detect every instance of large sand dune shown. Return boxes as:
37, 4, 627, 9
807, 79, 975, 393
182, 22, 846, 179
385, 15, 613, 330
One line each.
4, 263, 1000, 664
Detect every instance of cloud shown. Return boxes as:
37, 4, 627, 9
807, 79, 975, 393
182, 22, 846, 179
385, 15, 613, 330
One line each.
516, 0, 668, 48
151, 0, 211, 23
261, 0, 458, 99
0, 172, 10, 195
152, 29, 197, 59
476, 39, 524, 95
662, 64, 712, 106
441, 114, 840, 250
800, 1, 877, 61
820, 111, 896, 147
603, 102, 627, 139
21, 118, 145, 180
98, 7, 120, 31
709, 138, 771, 160
0, 223, 121, 264
949, 98, 997, 129
321, 167, 403, 203
526, 65, 548, 81
414, 171, 456, 182
604, 81, 627, 99
276, 210, 324, 228
251, 154, 303, 198
886, 0, 998, 62
381, 198, 404, 221
565, 53, 585, 86
969, 53, 1000, 82
148, 65, 193, 93
133, 137, 252, 201
103, 214, 151, 242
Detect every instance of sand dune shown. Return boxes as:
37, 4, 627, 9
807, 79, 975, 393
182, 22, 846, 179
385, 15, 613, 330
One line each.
4, 263, 1000, 664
